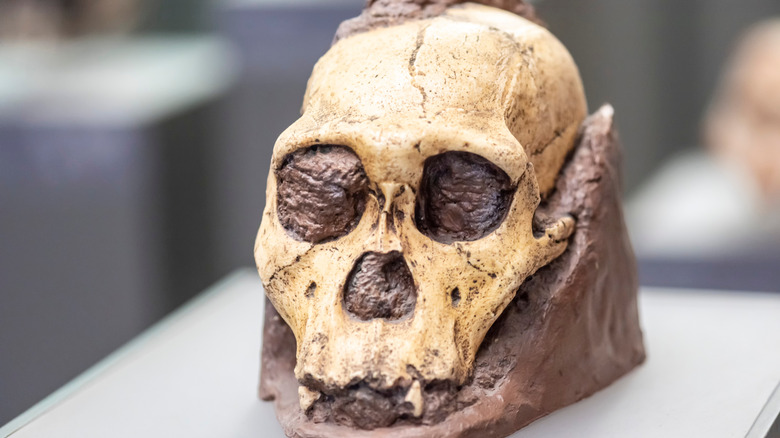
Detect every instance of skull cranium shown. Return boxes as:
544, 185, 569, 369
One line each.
255, 3, 586, 425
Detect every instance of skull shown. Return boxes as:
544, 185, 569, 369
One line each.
255, 3, 586, 418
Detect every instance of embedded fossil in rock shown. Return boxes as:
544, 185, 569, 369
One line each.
255, 1, 644, 436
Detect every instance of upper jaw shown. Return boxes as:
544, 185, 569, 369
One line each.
298, 376, 461, 430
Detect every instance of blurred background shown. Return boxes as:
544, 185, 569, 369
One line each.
1, 0, 779, 426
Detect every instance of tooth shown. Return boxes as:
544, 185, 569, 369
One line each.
405, 380, 424, 417
298, 386, 321, 411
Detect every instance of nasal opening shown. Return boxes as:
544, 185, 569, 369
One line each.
343, 251, 416, 321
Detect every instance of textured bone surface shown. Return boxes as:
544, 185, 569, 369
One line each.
334, 0, 540, 42
343, 251, 417, 320
415, 151, 515, 243
260, 106, 645, 437
276, 146, 369, 243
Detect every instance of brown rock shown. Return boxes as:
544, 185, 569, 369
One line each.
334, 0, 540, 43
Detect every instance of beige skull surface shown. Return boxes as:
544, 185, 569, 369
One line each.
255, 3, 586, 413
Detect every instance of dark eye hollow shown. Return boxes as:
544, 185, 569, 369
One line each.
415, 151, 514, 244
276, 145, 369, 243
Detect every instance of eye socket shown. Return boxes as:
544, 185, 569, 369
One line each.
276, 145, 369, 243
415, 151, 514, 244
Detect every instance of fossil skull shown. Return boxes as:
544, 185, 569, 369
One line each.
255, 3, 586, 414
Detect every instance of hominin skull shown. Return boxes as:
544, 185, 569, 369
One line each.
256, 2, 592, 429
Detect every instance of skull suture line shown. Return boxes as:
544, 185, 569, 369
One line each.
255, 3, 587, 421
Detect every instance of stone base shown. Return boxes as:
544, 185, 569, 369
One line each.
258, 105, 646, 438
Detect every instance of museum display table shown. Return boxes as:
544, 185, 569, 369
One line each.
2, 270, 778, 438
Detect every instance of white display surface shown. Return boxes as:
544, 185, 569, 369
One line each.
3, 270, 779, 438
